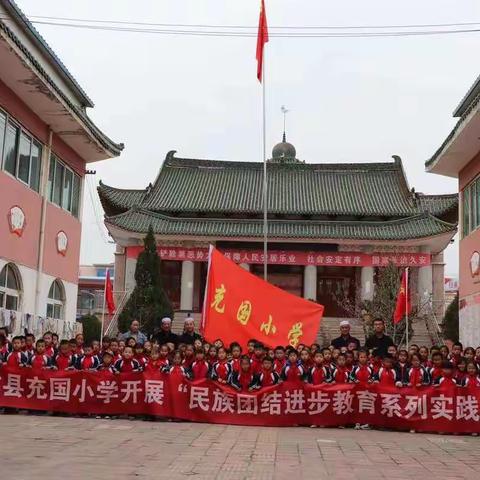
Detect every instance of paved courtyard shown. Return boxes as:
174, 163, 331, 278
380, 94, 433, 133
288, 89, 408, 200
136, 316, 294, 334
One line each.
2, 415, 480, 480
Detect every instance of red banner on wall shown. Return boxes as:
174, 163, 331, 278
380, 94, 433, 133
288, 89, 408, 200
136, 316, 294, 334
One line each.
202, 248, 324, 349
126, 246, 430, 268
1, 367, 480, 433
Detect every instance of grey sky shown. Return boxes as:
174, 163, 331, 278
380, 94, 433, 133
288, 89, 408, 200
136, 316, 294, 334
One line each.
17, 0, 480, 277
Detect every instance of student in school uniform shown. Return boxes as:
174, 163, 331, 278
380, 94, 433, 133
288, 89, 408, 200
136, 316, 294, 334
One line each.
54, 340, 75, 371
228, 342, 242, 374
433, 361, 458, 388
373, 354, 400, 387
405, 353, 430, 387
230, 355, 257, 392
29, 339, 54, 370
281, 349, 305, 382
273, 346, 287, 376
306, 351, 330, 385
5, 336, 28, 367
210, 347, 232, 384
252, 356, 280, 389
190, 349, 210, 380
112, 346, 142, 373
460, 361, 480, 388
329, 353, 350, 384
75, 344, 101, 371
349, 350, 373, 384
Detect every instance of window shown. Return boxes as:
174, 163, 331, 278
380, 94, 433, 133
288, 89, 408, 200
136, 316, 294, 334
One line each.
0, 111, 5, 161
47, 279, 64, 319
0, 109, 42, 192
0, 263, 21, 311
463, 176, 480, 238
48, 153, 81, 217
3, 122, 19, 176
17, 132, 31, 184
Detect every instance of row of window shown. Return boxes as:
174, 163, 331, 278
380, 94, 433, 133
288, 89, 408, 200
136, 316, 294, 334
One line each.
0, 109, 81, 218
0, 263, 65, 320
462, 175, 480, 237
0, 110, 42, 192
47, 153, 81, 218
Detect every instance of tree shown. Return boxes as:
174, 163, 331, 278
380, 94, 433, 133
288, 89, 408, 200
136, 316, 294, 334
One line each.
118, 225, 173, 335
80, 314, 101, 344
442, 292, 459, 342
363, 263, 413, 345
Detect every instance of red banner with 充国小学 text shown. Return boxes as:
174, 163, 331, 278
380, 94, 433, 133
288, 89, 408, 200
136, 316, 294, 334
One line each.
202, 248, 324, 349
1, 366, 480, 433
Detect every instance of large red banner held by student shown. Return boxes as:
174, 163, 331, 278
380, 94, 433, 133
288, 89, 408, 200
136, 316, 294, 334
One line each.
202, 248, 324, 349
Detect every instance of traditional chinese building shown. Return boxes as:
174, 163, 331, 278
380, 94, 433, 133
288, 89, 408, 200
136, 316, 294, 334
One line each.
427, 74, 480, 345
100, 138, 457, 322
0, 1, 122, 337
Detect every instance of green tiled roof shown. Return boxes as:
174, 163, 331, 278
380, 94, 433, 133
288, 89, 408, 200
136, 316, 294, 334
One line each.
416, 194, 458, 216
105, 208, 456, 241
99, 151, 457, 217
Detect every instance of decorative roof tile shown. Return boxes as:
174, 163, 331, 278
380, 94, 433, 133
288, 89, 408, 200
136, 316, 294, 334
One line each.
105, 208, 456, 241
100, 152, 458, 218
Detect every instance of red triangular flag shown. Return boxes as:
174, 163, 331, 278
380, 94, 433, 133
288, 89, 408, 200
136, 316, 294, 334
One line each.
393, 268, 411, 324
105, 270, 115, 315
256, 0, 269, 82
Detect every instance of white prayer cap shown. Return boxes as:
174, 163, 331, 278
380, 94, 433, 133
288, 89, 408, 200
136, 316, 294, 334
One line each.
184, 316, 194, 324
340, 320, 350, 327
161, 317, 172, 324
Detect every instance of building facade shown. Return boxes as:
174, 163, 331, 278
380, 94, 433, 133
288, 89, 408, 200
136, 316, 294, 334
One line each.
427, 75, 480, 345
0, 1, 122, 338
77, 264, 115, 320
100, 140, 457, 321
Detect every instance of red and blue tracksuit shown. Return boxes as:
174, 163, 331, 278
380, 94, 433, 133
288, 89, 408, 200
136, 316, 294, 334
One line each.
210, 360, 232, 383
281, 361, 305, 382
307, 365, 330, 385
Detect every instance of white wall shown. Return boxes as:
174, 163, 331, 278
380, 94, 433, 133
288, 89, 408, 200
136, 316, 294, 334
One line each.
0, 256, 77, 323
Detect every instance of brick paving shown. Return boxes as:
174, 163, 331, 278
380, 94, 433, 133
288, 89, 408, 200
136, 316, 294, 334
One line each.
2, 415, 480, 479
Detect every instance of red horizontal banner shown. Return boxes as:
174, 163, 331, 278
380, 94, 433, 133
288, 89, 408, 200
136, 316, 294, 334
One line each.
126, 246, 430, 268
1, 367, 479, 433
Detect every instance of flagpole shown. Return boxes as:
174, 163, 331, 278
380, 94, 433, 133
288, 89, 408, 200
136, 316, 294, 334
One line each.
262, 40, 268, 281
405, 267, 409, 350
100, 270, 107, 342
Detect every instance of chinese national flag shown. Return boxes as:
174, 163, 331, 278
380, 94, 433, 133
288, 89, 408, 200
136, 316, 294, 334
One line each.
393, 268, 411, 324
202, 248, 324, 349
105, 270, 115, 315
256, 0, 269, 82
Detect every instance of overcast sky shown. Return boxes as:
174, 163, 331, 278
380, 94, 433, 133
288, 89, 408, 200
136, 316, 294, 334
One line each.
17, 0, 480, 277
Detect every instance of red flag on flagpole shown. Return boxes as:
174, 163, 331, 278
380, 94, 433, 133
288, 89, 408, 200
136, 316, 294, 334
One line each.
105, 270, 115, 315
393, 268, 410, 324
256, 0, 269, 82
202, 248, 324, 349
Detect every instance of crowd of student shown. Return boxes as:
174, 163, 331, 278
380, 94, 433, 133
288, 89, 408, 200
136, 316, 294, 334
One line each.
1, 321, 479, 393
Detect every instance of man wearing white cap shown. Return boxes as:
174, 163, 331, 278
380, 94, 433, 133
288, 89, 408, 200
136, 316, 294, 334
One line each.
151, 317, 179, 346
330, 320, 360, 350
178, 314, 202, 345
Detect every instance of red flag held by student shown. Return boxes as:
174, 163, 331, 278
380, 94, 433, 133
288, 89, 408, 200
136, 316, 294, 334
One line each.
256, 0, 269, 82
393, 268, 410, 324
202, 247, 324, 349
105, 270, 115, 315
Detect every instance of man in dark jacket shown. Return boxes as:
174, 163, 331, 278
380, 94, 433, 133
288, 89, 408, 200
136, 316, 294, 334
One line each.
178, 315, 202, 345
151, 317, 179, 347
364, 318, 394, 358
330, 320, 361, 350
